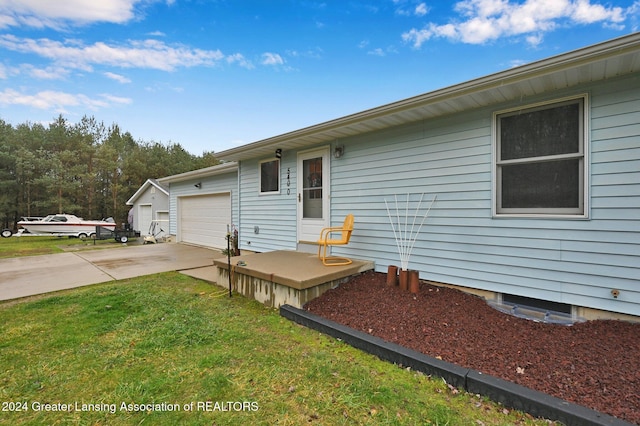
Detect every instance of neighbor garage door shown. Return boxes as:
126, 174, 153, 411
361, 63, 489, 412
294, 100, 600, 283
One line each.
138, 204, 152, 235
178, 193, 231, 249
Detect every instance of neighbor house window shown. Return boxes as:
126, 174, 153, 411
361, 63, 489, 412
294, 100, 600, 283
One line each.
495, 96, 587, 216
259, 159, 280, 194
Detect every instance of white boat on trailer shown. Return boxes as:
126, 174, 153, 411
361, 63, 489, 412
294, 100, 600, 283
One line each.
8, 214, 116, 239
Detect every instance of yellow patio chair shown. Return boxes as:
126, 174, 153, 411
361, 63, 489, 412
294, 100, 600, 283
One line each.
317, 214, 354, 266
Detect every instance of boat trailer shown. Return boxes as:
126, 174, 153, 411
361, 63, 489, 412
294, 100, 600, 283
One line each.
95, 225, 140, 243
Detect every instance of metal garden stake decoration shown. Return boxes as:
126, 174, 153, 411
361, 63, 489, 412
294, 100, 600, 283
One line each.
385, 193, 437, 272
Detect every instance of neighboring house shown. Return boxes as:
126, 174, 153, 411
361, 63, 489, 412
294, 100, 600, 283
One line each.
212, 34, 640, 320
126, 178, 169, 238
158, 162, 238, 249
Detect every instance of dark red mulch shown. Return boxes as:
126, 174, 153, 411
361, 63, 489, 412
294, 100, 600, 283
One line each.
304, 271, 640, 425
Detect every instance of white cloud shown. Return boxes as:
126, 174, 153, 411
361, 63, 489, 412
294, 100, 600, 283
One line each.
415, 3, 429, 17
402, 0, 631, 47
526, 33, 544, 46
0, 35, 228, 72
0, 63, 68, 80
100, 93, 132, 104
571, 0, 625, 23
261, 52, 284, 66
367, 45, 398, 56
226, 53, 254, 69
0, 0, 143, 29
0, 88, 131, 111
24, 64, 70, 80
104, 71, 131, 83
509, 59, 529, 67
286, 47, 323, 59
0, 11, 14, 27
394, 0, 430, 16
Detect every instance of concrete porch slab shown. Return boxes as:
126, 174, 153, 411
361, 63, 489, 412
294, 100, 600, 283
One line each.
213, 250, 374, 308
214, 250, 374, 289
180, 265, 219, 284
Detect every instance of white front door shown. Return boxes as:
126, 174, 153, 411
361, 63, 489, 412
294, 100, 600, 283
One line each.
297, 147, 330, 243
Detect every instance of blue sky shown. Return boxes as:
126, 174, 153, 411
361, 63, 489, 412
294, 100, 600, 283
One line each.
0, 1, 638, 155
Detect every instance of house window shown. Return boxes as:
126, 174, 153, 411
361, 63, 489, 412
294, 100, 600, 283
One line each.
259, 159, 280, 194
495, 96, 587, 216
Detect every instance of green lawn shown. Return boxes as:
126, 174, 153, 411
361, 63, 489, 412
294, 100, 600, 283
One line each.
0, 273, 555, 425
0, 234, 122, 259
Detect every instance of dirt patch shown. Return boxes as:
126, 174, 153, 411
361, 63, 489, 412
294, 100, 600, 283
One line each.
58, 242, 132, 251
305, 271, 640, 425
4, 247, 54, 257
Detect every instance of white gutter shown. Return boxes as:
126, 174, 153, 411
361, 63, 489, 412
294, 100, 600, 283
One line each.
158, 161, 238, 184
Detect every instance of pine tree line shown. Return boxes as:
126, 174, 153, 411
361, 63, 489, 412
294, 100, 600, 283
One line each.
0, 115, 220, 229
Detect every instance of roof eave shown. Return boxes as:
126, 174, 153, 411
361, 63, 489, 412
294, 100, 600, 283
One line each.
215, 32, 640, 162
158, 161, 238, 184
126, 178, 169, 205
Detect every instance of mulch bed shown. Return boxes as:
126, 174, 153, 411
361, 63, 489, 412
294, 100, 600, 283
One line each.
304, 271, 640, 425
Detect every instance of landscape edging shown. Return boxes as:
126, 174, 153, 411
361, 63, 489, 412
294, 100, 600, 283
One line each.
279, 304, 634, 426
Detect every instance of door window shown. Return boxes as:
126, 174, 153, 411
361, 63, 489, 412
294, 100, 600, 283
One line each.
303, 157, 323, 218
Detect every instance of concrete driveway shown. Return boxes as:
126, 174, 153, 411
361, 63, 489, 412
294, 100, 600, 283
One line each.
0, 243, 224, 301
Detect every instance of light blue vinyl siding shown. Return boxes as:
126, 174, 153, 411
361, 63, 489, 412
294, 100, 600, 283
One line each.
238, 157, 298, 252
166, 171, 238, 236
339, 76, 639, 316
236, 73, 640, 316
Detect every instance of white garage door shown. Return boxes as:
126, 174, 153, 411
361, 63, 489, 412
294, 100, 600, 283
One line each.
179, 193, 231, 249
139, 204, 152, 235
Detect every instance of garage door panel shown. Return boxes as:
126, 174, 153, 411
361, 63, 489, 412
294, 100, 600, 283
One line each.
179, 193, 231, 249
139, 205, 152, 234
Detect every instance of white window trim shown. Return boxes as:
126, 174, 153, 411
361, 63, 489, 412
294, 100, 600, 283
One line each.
258, 158, 280, 195
492, 94, 590, 219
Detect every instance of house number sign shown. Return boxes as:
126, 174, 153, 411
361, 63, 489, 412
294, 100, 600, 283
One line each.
286, 167, 291, 195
